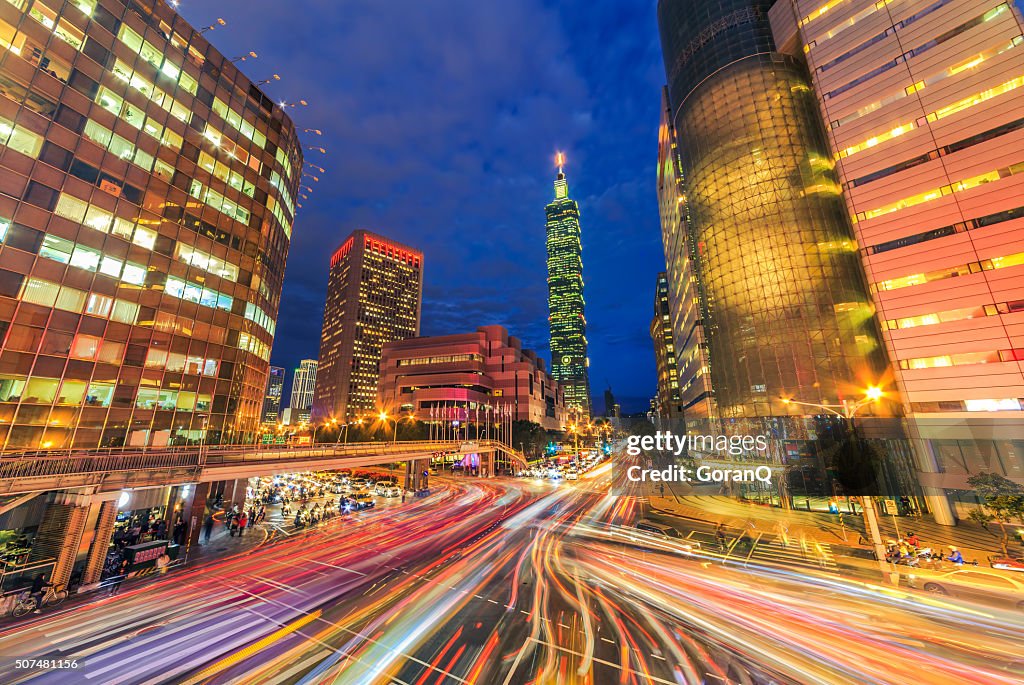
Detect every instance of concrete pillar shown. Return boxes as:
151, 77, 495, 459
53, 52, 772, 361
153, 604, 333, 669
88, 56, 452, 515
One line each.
27, 492, 91, 587
405, 459, 429, 491
184, 482, 211, 550
923, 489, 956, 526
81, 500, 118, 585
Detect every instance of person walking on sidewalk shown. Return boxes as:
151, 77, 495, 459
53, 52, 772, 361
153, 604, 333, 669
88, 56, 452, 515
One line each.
108, 559, 129, 596
203, 513, 214, 542
237, 512, 248, 536
715, 524, 727, 551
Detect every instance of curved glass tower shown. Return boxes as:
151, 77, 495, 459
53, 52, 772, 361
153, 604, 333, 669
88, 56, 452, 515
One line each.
657, 0, 888, 421
545, 157, 591, 420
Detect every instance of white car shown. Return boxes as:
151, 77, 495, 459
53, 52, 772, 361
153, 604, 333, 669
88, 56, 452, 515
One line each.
565, 471, 578, 480
376, 483, 401, 497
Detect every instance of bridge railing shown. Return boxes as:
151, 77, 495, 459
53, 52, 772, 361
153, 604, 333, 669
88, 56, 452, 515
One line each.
0, 439, 515, 481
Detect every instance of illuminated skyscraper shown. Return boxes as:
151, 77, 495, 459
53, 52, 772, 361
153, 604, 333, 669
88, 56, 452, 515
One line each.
770, 0, 1024, 521
545, 155, 592, 419
312, 230, 422, 421
656, 89, 715, 421
0, 0, 301, 449
261, 366, 284, 424
289, 359, 317, 424
657, 0, 889, 422
651, 272, 684, 425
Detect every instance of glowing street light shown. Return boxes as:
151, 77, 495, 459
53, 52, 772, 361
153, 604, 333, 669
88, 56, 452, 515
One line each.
256, 74, 281, 85
199, 18, 226, 33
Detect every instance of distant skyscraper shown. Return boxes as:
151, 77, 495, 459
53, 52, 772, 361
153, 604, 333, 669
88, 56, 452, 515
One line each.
262, 366, 285, 424
545, 154, 592, 420
313, 230, 423, 421
651, 273, 684, 425
657, 89, 715, 421
769, 0, 1024, 522
289, 360, 318, 424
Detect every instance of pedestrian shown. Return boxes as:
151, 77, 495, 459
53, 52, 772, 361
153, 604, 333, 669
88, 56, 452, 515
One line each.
155, 518, 167, 540
108, 559, 129, 596
715, 524, 726, 551
401, 490, 406, 504
203, 513, 214, 542
237, 512, 248, 536
229, 515, 239, 537
905, 532, 919, 548
173, 518, 186, 546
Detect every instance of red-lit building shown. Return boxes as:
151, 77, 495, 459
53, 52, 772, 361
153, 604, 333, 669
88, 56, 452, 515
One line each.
312, 230, 422, 421
378, 325, 568, 431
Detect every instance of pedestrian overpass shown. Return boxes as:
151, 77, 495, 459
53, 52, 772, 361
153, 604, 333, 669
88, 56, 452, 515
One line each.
0, 440, 528, 497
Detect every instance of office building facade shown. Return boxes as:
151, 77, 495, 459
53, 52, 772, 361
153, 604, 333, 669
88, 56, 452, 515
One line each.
261, 364, 283, 423
657, 0, 890, 426
0, 0, 300, 449
288, 358, 315, 424
770, 0, 1024, 522
312, 229, 422, 422
651, 272, 684, 425
656, 89, 715, 421
545, 156, 592, 419
378, 325, 567, 431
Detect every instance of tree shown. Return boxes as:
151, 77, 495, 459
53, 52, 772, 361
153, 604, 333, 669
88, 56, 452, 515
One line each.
966, 472, 1024, 556
511, 421, 547, 457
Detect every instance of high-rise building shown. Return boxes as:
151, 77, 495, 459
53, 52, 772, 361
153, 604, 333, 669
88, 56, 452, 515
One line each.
0, 0, 300, 449
261, 365, 284, 424
378, 325, 567, 431
769, 0, 1024, 522
288, 359, 317, 424
657, 0, 890, 425
656, 90, 715, 421
545, 154, 592, 420
651, 272, 684, 425
313, 230, 422, 421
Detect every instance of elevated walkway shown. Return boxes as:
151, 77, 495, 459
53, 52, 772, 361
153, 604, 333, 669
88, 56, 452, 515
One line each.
0, 440, 527, 496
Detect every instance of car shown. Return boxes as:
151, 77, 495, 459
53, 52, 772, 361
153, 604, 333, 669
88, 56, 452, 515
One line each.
907, 568, 1024, 610
989, 556, 1024, 572
346, 477, 370, 491
376, 482, 401, 497
635, 519, 683, 539
352, 492, 375, 509
565, 471, 578, 480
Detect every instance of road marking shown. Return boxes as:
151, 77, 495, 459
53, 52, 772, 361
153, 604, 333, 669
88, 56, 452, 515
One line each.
600, 637, 615, 644
487, 599, 499, 604
182, 610, 321, 684
308, 559, 367, 576
651, 653, 666, 660
526, 637, 677, 685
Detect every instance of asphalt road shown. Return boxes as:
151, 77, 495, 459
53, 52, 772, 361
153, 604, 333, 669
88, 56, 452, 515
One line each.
0, 465, 1022, 684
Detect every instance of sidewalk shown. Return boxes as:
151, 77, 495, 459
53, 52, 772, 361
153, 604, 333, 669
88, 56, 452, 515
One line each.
645, 480, 1016, 565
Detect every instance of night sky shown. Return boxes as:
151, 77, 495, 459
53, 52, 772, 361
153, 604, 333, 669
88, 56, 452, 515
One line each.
180, 1, 667, 414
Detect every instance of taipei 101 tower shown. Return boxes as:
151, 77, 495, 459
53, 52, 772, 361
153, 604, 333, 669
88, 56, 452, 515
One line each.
545, 153, 592, 420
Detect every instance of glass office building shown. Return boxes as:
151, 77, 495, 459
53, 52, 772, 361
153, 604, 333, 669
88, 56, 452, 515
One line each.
656, 89, 715, 422
657, 0, 889, 422
0, 0, 300, 449
770, 0, 1024, 522
545, 158, 592, 420
260, 364, 283, 424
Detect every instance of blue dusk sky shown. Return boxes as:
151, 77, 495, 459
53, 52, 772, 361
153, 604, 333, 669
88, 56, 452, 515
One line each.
180, 1, 667, 414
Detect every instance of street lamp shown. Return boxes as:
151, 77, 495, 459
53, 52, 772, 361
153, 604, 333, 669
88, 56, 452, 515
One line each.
199, 18, 226, 33
231, 51, 257, 63
280, 99, 308, 109
379, 411, 398, 446
256, 74, 281, 85
778, 386, 896, 584
312, 418, 336, 444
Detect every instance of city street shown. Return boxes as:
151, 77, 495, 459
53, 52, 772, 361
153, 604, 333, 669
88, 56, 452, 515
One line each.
1, 467, 1021, 685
